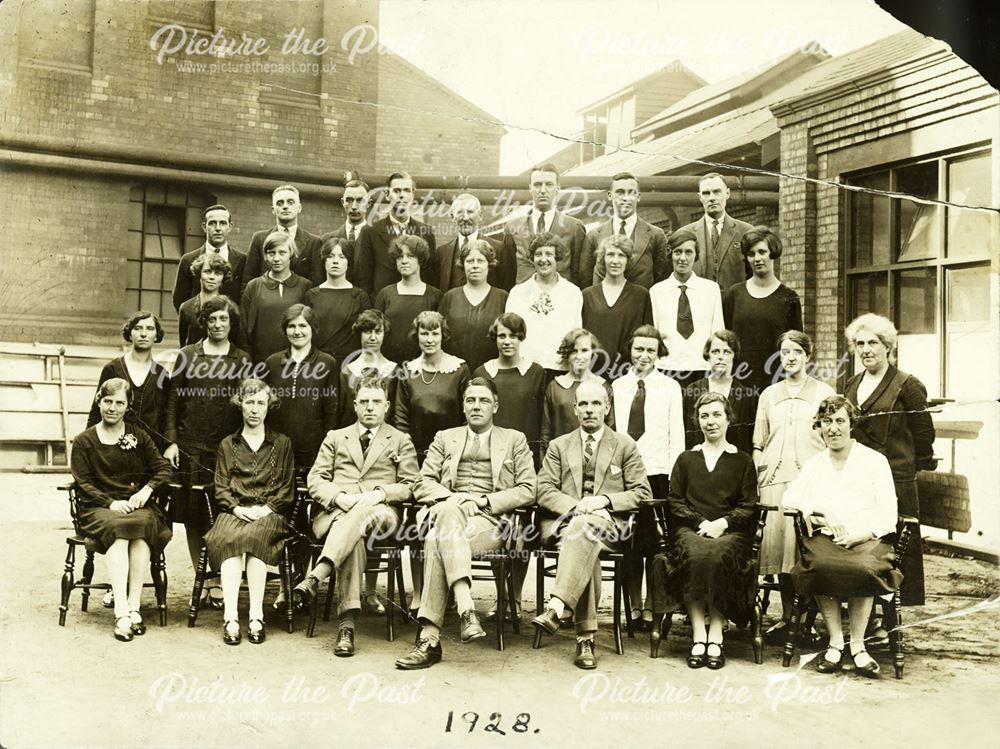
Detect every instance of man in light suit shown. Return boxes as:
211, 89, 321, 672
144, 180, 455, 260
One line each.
293, 375, 420, 656
437, 193, 514, 291
172, 204, 246, 311
395, 377, 536, 670
242, 184, 326, 292
532, 382, 651, 669
581, 172, 670, 288
677, 173, 753, 291
354, 171, 438, 296
503, 163, 587, 287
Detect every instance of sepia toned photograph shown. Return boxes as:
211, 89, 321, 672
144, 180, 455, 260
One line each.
0, 0, 997, 746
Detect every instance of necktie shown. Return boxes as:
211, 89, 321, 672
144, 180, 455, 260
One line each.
348, 225, 356, 242
535, 212, 545, 235
584, 434, 595, 468
466, 433, 481, 460
627, 379, 646, 441
360, 429, 372, 455
710, 220, 720, 248
582, 434, 596, 496
677, 284, 694, 339
619, 220, 627, 236
460, 235, 469, 255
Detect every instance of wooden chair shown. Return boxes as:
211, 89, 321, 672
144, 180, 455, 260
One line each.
57, 482, 169, 627
532, 510, 637, 655
186, 483, 298, 634
648, 500, 770, 664
781, 510, 915, 679
405, 501, 524, 651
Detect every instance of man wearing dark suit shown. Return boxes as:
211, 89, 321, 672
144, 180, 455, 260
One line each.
355, 171, 439, 297
677, 173, 754, 292
395, 377, 536, 669
294, 375, 420, 656
171, 204, 246, 311
532, 381, 651, 669
437, 193, 514, 291
242, 184, 326, 293
503, 163, 587, 287
581, 172, 670, 289
320, 179, 371, 284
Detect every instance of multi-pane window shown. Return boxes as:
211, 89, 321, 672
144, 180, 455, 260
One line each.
126, 184, 214, 322
846, 148, 995, 399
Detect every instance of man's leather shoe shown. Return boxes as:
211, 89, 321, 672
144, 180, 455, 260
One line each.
334, 627, 355, 657
395, 638, 442, 670
292, 576, 319, 610
459, 610, 487, 643
574, 639, 597, 669
531, 608, 561, 636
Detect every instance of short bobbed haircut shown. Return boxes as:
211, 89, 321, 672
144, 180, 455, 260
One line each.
776, 329, 813, 358
667, 228, 699, 260
489, 312, 527, 341
528, 231, 568, 262
409, 310, 450, 343
812, 394, 860, 431
197, 295, 240, 330
263, 230, 296, 258
845, 313, 898, 354
463, 376, 499, 402
122, 311, 165, 343
230, 378, 279, 409
741, 225, 783, 260
703, 329, 742, 361
353, 308, 390, 338
460, 238, 498, 267
557, 327, 600, 366
627, 324, 667, 358
190, 252, 233, 283
95, 377, 131, 405
596, 234, 635, 268
694, 391, 734, 422
281, 303, 317, 336
389, 233, 430, 264
321, 237, 356, 263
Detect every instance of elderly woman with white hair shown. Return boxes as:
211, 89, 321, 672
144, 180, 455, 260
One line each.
843, 313, 935, 608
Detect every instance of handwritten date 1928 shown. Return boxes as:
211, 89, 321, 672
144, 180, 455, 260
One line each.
444, 711, 539, 735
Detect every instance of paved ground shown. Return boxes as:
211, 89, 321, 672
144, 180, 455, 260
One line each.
1, 473, 998, 748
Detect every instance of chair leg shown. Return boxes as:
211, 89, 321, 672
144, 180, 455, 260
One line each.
59, 542, 76, 626
323, 571, 335, 622
495, 556, 506, 652
506, 555, 520, 635
395, 552, 407, 620
535, 551, 544, 615
282, 548, 295, 634
886, 593, 904, 679
621, 564, 634, 641
80, 551, 95, 612
751, 597, 763, 664
151, 551, 168, 626
612, 559, 623, 655
649, 612, 666, 658
783, 594, 804, 667
188, 547, 208, 627
386, 552, 396, 643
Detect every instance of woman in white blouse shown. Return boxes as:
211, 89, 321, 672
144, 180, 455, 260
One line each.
505, 232, 582, 374
784, 395, 902, 678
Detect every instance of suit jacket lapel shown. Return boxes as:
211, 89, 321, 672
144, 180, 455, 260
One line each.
569, 431, 584, 497
489, 429, 506, 489
347, 430, 365, 470
716, 217, 737, 271
447, 432, 464, 488
593, 431, 614, 494
632, 220, 651, 259
360, 425, 388, 473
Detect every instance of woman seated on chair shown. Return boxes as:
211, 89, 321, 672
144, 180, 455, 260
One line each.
204, 378, 295, 646
650, 391, 757, 669
783, 395, 901, 678
70, 377, 173, 642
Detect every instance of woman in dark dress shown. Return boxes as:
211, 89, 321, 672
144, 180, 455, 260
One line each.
303, 237, 373, 362
581, 235, 652, 379
241, 230, 313, 364
205, 379, 295, 645
844, 313, 936, 608
541, 328, 613, 453
262, 304, 339, 470
393, 310, 471, 460
72, 378, 173, 641
164, 295, 252, 606
374, 234, 443, 365
177, 254, 243, 348
439, 239, 509, 373
721, 226, 803, 399
87, 311, 170, 452
683, 330, 755, 454
650, 392, 757, 669
784, 396, 902, 677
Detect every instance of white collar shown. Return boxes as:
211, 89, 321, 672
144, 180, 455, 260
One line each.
205, 243, 229, 260
457, 229, 479, 244
346, 355, 396, 377
531, 207, 556, 228
554, 371, 603, 389
278, 224, 298, 239
483, 357, 531, 377
405, 353, 465, 375
666, 271, 700, 287
693, 441, 737, 454
580, 427, 604, 444
345, 220, 365, 235
357, 422, 381, 439
613, 213, 638, 235
467, 426, 492, 444
704, 214, 726, 230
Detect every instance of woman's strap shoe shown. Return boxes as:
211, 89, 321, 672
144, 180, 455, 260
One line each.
113, 616, 134, 642
223, 620, 241, 646
687, 642, 707, 669
129, 611, 147, 636
817, 646, 843, 673
248, 619, 266, 644
706, 642, 726, 670
852, 650, 881, 678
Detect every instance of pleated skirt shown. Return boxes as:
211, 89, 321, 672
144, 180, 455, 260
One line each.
204, 511, 291, 568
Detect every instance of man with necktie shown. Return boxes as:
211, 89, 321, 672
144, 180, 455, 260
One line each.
531, 381, 651, 669
293, 376, 420, 656
436, 193, 513, 291
648, 228, 724, 388
676, 173, 754, 292
172, 204, 246, 311
395, 377, 536, 669
242, 184, 326, 292
580, 172, 670, 288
